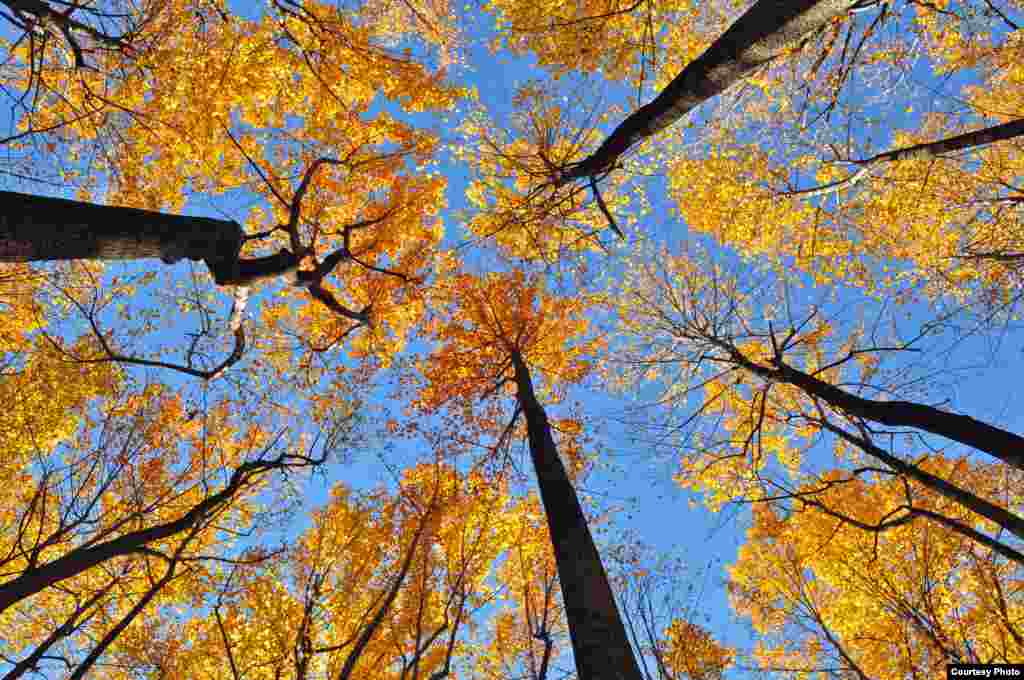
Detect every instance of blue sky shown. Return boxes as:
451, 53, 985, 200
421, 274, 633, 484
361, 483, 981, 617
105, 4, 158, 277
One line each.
197, 2, 765, 669
3, 0, 1023, 676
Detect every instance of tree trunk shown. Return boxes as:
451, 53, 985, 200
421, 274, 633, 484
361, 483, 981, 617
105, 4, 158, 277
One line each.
562, 0, 860, 182
0, 457, 280, 615
766, 358, 1024, 475
788, 117, 1024, 198
820, 419, 1024, 543
509, 349, 643, 680
0, 190, 300, 285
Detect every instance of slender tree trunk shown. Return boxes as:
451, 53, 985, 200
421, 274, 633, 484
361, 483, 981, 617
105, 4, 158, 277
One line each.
714, 343, 1024, 550
788, 117, 1024, 198
1, 580, 115, 680
337, 516, 428, 680
865, 117, 1024, 164
562, 0, 860, 182
0, 190, 300, 285
820, 419, 1024, 543
509, 349, 643, 680
0, 457, 280, 614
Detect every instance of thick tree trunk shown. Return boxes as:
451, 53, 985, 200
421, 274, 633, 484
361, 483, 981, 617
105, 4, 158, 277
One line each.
509, 350, 643, 680
768, 359, 1024, 475
0, 191, 300, 285
0, 190, 243, 267
562, 0, 860, 182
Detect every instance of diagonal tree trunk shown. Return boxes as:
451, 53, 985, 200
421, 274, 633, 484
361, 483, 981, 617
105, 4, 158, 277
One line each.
772, 359, 1024, 474
818, 418, 1024, 543
561, 0, 861, 182
726, 346, 1024, 474
0, 456, 292, 615
709, 341, 1024, 545
509, 349, 643, 680
786, 117, 1024, 198
0, 190, 300, 285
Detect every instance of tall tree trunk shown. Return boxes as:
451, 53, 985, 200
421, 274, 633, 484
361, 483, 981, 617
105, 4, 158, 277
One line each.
728, 350, 1024, 474
562, 0, 860, 182
0, 190, 300, 285
819, 418, 1024, 543
509, 349, 643, 680
787, 117, 1024, 198
771, 359, 1024, 474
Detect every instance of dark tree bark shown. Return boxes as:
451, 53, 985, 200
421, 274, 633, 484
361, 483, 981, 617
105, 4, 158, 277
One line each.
818, 419, 1024, 543
1, 579, 115, 680
735, 354, 1024, 474
0, 190, 301, 285
509, 349, 643, 680
788, 117, 1024, 198
713, 348, 1024, 544
0, 455, 305, 615
65, 538, 194, 680
561, 0, 861, 182
337, 515, 428, 680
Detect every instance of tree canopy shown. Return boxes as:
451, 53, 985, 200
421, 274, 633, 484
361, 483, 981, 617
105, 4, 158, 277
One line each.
1, 0, 1023, 676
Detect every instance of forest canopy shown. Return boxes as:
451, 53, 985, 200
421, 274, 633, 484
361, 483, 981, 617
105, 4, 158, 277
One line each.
0, 0, 1022, 677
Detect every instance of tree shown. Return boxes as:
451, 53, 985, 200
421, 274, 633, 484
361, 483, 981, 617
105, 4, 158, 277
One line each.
468, 492, 570, 680
0, 0, 137, 72
1, 0, 460, 369
3, 0, 1024, 674
104, 461, 514, 680
729, 483, 1024, 676
555, 0, 869, 182
613, 245, 1024, 534
611, 244, 1024, 674
667, 116, 1024, 312
418, 269, 645, 679
0, 190, 299, 285
0, 260, 358, 677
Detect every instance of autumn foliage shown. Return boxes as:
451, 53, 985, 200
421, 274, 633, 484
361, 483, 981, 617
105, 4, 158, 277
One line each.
3, 0, 1024, 676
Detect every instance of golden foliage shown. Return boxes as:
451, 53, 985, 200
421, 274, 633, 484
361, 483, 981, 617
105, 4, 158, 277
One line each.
418, 268, 604, 412
729, 460, 1024, 677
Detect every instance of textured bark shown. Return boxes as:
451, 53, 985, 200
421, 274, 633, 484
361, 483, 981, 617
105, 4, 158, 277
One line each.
509, 350, 643, 680
0, 190, 300, 285
868, 117, 1024, 164
562, 0, 860, 182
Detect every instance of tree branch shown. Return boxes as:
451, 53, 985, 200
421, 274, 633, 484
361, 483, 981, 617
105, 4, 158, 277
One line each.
784, 118, 1024, 199
0, 449, 319, 614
